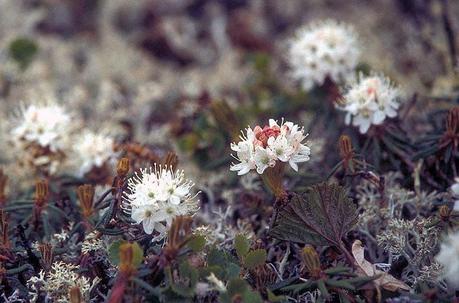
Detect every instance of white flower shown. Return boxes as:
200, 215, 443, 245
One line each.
123, 166, 199, 237
450, 178, 459, 211
435, 231, 459, 287
337, 73, 402, 134
73, 131, 116, 177
11, 103, 71, 152
230, 119, 311, 175
287, 19, 360, 90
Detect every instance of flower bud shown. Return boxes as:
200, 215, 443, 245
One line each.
77, 184, 95, 218
301, 245, 321, 278
35, 179, 49, 208
119, 242, 141, 275
163, 152, 178, 171
0, 169, 7, 206
69, 286, 83, 303
339, 135, 353, 161
446, 107, 459, 135
39, 243, 53, 271
439, 205, 452, 220
116, 158, 130, 177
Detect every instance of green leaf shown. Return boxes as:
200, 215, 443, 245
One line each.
234, 234, 250, 259
325, 279, 356, 290
208, 248, 227, 267
171, 261, 199, 297
243, 249, 267, 270
241, 290, 263, 303
270, 183, 358, 248
9, 38, 38, 70
108, 240, 123, 265
227, 278, 248, 297
267, 289, 287, 302
187, 234, 206, 252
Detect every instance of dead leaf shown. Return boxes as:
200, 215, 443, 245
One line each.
352, 240, 410, 292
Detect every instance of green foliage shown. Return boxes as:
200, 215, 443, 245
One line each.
233, 234, 267, 269
219, 278, 263, 303
169, 261, 199, 298
205, 248, 241, 280
187, 234, 206, 252
234, 234, 250, 259
270, 182, 358, 247
8, 38, 38, 70
242, 249, 267, 270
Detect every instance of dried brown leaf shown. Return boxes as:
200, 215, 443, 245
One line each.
352, 240, 410, 292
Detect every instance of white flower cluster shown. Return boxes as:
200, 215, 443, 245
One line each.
287, 19, 360, 90
12, 103, 71, 152
450, 178, 459, 211
435, 231, 459, 287
8, 102, 118, 177
123, 166, 199, 237
338, 73, 402, 133
73, 131, 116, 177
230, 119, 311, 175
27, 261, 92, 303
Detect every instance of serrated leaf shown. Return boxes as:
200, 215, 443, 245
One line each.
187, 234, 206, 252
234, 234, 250, 259
243, 249, 267, 269
270, 183, 358, 248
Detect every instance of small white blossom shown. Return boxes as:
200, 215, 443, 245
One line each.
287, 19, 360, 90
435, 231, 459, 287
11, 103, 71, 152
450, 178, 459, 211
72, 131, 116, 177
338, 73, 402, 133
230, 119, 311, 175
123, 166, 199, 238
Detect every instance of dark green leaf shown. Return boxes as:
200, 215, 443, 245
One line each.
270, 183, 358, 247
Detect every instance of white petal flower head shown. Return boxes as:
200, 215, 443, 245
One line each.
73, 131, 116, 177
123, 166, 199, 238
435, 231, 459, 287
230, 119, 311, 175
337, 72, 402, 134
287, 19, 360, 90
11, 103, 71, 152
451, 177, 459, 211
